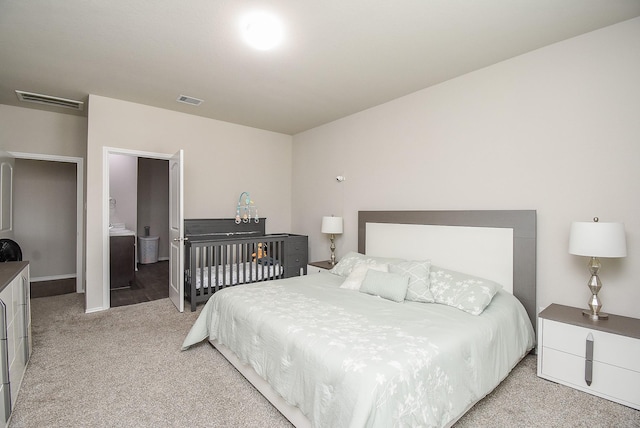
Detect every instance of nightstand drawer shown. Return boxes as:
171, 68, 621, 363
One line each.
307, 261, 333, 274
540, 347, 640, 409
307, 265, 327, 274
542, 319, 640, 372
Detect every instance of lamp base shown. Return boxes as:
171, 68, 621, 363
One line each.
329, 234, 336, 266
582, 310, 608, 320
582, 257, 608, 321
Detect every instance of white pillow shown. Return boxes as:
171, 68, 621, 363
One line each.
330, 251, 403, 277
429, 266, 502, 315
360, 270, 409, 303
389, 260, 433, 303
339, 262, 389, 290
330, 251, 367, 277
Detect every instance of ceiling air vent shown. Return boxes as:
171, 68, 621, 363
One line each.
15, 90, 84, 111
176, 95, 203, 106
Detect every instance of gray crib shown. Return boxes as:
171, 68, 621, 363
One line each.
184, 219, 308, 311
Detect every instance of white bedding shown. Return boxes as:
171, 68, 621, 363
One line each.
182, 272, 535, 427
192, 262, 283, 289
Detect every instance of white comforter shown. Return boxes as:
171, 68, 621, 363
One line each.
182, 272, 535, 427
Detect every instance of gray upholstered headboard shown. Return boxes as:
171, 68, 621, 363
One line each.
358, 210, 537, 330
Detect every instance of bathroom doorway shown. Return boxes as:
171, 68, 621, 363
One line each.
107, 153, 170, 307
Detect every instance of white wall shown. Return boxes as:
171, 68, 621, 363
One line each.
0, 106, 86, 284
108, 154, 138, 232
13, 159, 77, 279
0, 105, 87, 158
292, 18, 640, 319
86, 95, 293, 312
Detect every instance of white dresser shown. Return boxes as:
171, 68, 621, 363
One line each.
537, 304, 640, 410
0, 261, 31, 427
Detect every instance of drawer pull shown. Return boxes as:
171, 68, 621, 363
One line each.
585, 333, 594, 386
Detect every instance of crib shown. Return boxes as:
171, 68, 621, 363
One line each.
184, 219, 308, 311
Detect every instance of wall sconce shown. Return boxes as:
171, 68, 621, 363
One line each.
569, 217, 627, 320
235, 192, 259, 224
321, 216, 343, 266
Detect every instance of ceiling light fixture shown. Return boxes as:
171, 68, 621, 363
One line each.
240, 11, 283, 51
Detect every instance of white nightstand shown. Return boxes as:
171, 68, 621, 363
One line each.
307, 260, 334, 274
537, 304, 640, 410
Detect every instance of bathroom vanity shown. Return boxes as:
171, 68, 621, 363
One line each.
110, 235, 135, 289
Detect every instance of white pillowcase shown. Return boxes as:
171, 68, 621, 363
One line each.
330, 251, 403, 277
389, 260, 433, 303
360, 270, 409, 303
429, 266, 502, 315
339, 262, 389, 290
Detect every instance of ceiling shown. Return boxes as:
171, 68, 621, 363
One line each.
1, 1, 639, 135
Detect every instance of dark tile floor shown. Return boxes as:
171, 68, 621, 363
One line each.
31, 277, 76, 298
110, 260, 169, 307
30, 261, 169, 308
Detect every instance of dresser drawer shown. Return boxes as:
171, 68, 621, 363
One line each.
540, 346, 640, 409
542, 319, 640, 372
285, 253, 307, 266
284, 236, 307, 256
285, 266, 306, 277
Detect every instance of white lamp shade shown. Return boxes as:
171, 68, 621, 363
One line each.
569, 221, 627, 258
321, 216, 343, 234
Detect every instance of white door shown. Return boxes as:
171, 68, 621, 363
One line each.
0, 150, 15, 237
169, 150, 184, 312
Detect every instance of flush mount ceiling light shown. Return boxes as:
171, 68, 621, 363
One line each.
240, 11, 283, 51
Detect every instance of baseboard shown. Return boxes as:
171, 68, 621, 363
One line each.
31, 273, 77, 282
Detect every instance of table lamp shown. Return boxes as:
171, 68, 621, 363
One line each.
321, 216, 343, 266
569, 217, 627, 320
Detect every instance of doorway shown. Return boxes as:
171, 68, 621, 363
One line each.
8, 152, 84, 294
107, 154, 169, 307
105, 148, 170, 307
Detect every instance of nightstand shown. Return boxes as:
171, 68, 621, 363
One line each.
307, 260, 334, 274
537, 304, 640, 410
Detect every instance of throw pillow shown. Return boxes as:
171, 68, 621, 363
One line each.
339, 262, 388, 290
360, 270, 409, 303
429, 266, 502, 315
330, 251, 367, 277
389, 260, 433, 303
330, 251, 402, 277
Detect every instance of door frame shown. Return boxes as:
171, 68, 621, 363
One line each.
103, 147, 174, 308
8, 152, 85, 293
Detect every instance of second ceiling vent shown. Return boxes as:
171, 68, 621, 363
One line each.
176, 95, 204, 106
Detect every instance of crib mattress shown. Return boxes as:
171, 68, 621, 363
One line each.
193, 263, 283, 289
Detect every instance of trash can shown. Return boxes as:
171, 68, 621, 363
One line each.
138, 236, 159, 264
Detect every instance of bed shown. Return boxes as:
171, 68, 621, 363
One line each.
184, 219, 308, 311
182, 210, 537, 427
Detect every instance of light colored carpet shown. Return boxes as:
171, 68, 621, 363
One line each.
8, 294, 640, 427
